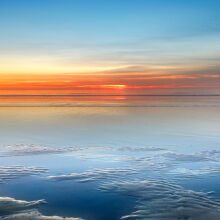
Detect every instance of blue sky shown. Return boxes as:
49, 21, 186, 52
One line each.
1, 0, 219, 59
0, 0, 220, 94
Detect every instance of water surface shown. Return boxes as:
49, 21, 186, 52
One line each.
0, 96, 220, 219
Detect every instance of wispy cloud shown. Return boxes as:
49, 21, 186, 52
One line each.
0, 144, 82, 157
100, 179, 220, 219
0, 166, 47, 183
0, 144, 164, 157
0, 197, 45, 215
49, 167, 137, 183
0, 197, 83, 220
2, 211, 82, 220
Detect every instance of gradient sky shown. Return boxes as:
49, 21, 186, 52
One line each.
0, 0, 220, 95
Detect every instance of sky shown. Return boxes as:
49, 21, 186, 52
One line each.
0, 0, 220, 95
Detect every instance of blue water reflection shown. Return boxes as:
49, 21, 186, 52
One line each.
1, 96, 220, 219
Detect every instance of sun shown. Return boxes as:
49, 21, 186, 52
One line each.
100, 84, 127, 89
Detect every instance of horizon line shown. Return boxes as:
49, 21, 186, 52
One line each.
1, 94, 220, 97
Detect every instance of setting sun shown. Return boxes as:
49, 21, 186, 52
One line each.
100, 84, 127, 89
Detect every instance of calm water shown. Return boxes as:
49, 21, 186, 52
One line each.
1, 96, 220, 219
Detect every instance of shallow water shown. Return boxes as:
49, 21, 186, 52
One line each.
1, 96, 220, 219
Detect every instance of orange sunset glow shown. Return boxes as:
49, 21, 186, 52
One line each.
1, 71, 220, 95
0, 0, 220, 96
